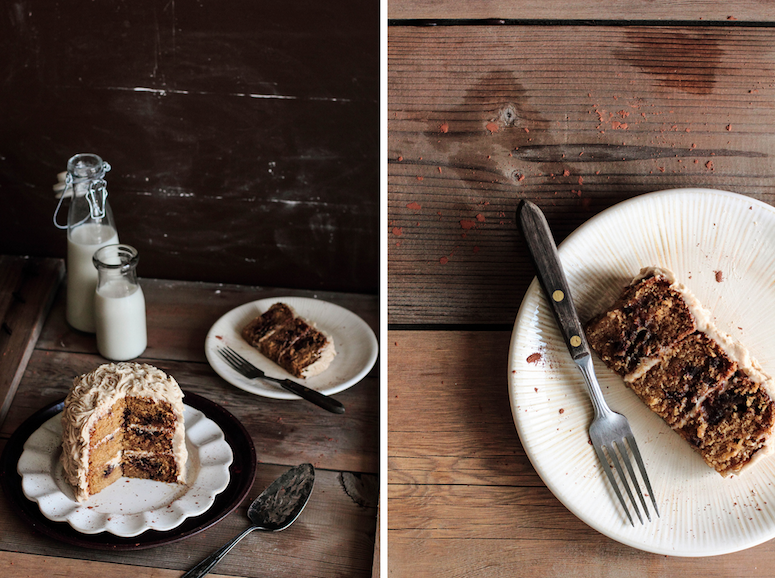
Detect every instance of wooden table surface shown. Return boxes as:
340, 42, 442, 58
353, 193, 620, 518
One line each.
0, 258, 379, 578
388, 4, 775, 576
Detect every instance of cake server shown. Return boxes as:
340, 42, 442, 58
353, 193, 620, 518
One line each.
182, 463, 315, 578
217, 346, 345, 414
517, 199, 659, 526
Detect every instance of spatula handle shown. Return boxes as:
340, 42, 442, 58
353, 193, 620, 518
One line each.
516, 199, 592, 361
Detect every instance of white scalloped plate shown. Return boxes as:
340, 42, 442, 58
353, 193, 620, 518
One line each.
205, 297, 378, 399
509, 188, 775, 556
17, 405, 233, 537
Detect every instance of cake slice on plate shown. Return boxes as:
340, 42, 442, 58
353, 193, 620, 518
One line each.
242, 302, 336, 378
585, 267, 775, 476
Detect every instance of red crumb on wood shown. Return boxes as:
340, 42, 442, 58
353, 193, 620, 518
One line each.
406, 201, 422, 210
440, 122, 449, 133
486, 122, 499, 133
439, 256, 449, 265
392, 227, 403, 237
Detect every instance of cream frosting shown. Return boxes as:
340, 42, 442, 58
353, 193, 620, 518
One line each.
60, 362, 187, 501
627, 266, 775, 475
301, 339, 337, 378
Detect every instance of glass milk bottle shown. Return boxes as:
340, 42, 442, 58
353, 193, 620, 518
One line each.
92, 244, 147, 360
54, 153, 119, 332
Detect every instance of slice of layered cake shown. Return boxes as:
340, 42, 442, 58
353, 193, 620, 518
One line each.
61, 363, 187, 502
586, 267, 775, 476
242, 302, 336, 378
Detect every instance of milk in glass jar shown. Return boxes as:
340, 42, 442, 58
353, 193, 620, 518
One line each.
92, 244, 147, 360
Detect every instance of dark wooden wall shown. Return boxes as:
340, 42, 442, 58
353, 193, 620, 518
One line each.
0, 0, 379, 294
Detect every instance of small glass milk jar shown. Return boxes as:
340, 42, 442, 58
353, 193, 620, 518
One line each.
53, 153, 119, 332
92, 244, 147, 361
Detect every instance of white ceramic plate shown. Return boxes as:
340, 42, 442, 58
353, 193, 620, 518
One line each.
205, 297, 378, 399
509, 188, 775, 556
17, 405, 233, 537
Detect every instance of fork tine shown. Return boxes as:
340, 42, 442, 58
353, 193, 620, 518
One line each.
218, 347, 244, 369
592, 443, 635, 526
626, 434, 660, 518
611, 440, 648, 524
223, 345, 250, 364
607, 442, 644, 525
617, 441, 651, 523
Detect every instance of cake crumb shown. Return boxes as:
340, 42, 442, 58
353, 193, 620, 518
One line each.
715, 270, 724, 282
526, 352, 542, 364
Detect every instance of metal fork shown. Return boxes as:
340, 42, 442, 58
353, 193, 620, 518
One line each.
517, 200, 659, 525
217, 346, 345, 414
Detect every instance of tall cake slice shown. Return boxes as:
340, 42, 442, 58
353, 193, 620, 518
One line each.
242, 302, 336, 378
585, 266, 775, 476
61, 362, 188, 502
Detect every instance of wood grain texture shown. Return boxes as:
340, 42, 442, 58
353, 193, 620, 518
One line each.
387, 331, 775, 577
389, 0, 775, 21
0, 256, 63, 427
388, 24, 775, 325
0, 0, 378, 293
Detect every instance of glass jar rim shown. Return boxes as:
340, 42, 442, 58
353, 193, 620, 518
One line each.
67, 153, 110, 180
92, 244, 139, 271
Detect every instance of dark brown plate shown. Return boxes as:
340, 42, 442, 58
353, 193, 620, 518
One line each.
0, 390, 256, 550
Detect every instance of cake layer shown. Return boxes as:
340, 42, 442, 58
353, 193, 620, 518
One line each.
676, 370, 775, 473
123, 451, 179, 482
586, 267, 775, 476
626, 332, 737, 427
124, 426, 174, 452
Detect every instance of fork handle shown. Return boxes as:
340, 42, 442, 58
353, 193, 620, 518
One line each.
517, 200, 591, 361
277, 378, 346, 414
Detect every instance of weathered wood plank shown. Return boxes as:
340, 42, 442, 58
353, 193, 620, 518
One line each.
387, 331, 531, 486
389, 0, 775, 22
0, 456, 377, 578
0, 551, 218, 578
0, 256, 63, 427
388, 25, 775, 324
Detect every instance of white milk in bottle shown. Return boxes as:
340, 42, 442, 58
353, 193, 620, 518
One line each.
54, 153, 118, 333
93, 244, 147, 360
67, 223, 118, 332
